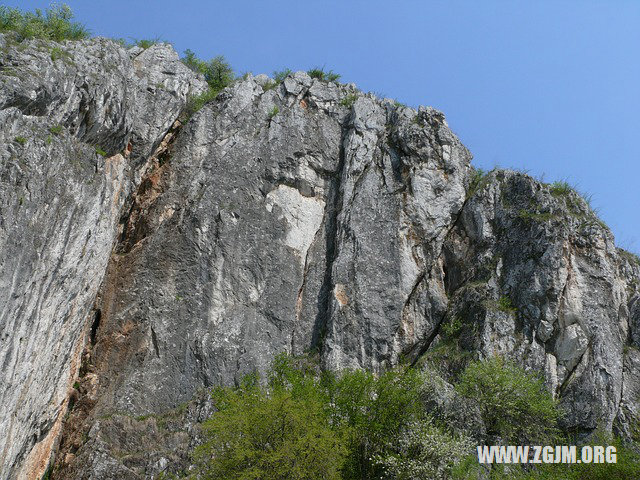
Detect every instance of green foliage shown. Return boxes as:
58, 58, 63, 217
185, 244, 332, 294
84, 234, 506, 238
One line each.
193, 357, 348, 480
182, 49, 234, 92
340, 94, 359, 108
273, 68, 292, 83
156, 472, 181, 480
14, 136, 27, 146
49, 124, 63, 135
517, 209, 555, 222
195, 354, 471, 480
483, 295, 518, 315
111, 37, 166, 49
550, 180, 572, 196
268, 105, 279, 119
485, 436, 640, 480
94, 146, 107, 157
440, 316, 463, 339
328, 366, 427, 479
181, 50, 235, 118
134, 37, 163, 49
50, 46, 70, 62
308, 67, 341, 83
546, 179, 609, 229
497, 296, 516, 313
419, 338, 474, 383
374, 418, 472, 480
183, 88, 219, 119
0, 4, 89, 42
456, 356, 559, 444
262, 80, 277, 91
468, 167, 489, 197
262, 69, 293, 91
619, 248, 640, 266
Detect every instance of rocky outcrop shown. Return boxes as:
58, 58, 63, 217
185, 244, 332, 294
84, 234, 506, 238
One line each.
440, 171, 638, 436
0, 33, 638, 479
0, 34, 204, 479
52, 73, 474, 479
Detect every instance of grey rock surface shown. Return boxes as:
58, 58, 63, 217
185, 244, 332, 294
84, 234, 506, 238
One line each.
0, 34, 204, 479
74, 73, 472, 416
440, 170, 637, 435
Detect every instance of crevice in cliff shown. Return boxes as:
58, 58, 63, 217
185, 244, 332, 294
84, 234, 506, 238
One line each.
312, 119, 352, 351
117, 120, 182, 254
89, 309, 101, 346
150, 326, 160, 358
293, 226, 320, 353
409, 320, 444, 368
557, 341, 591, 397
404, 193, 474, 367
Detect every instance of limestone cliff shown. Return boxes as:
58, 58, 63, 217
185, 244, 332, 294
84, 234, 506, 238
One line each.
0, 35, 638, 479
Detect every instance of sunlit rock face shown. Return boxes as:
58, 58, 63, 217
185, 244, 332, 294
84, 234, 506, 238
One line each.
441, 170, 636, 434
0, 33, 638, 480
0, 34, 205, 479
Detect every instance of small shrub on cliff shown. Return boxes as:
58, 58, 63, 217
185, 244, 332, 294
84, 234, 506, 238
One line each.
135, 37, 164, 49
467, 167, 489, 197
308, 67, 341, 82
456, 356, 559, 444
550, 180, 573, 196
268, 105, 279, 119
181, 50, 235, 118
273, 68, 292, 83
0, 4, 89, 42
340, 94, 359, 108
183, 88, 219, 119
182, 49, 234, 92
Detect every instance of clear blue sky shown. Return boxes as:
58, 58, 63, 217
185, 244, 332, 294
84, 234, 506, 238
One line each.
6, 1, 640, 252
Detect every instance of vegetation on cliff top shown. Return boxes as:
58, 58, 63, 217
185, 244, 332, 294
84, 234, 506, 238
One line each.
0, 4, 89, 42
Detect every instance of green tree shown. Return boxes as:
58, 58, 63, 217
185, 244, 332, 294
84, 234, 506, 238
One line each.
327, 367, 426, 479
193, 358, 347, 480
181, 50, 235, 118
456, 356, 559, 444
194, 354, 479, 480
374, 418, 473, 480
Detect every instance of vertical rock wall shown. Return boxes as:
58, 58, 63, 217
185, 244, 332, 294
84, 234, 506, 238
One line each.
0, 34, 205, 479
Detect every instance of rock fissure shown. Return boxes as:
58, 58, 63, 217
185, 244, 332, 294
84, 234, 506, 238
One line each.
117, 120, 182, 253
313, 122, 350, 350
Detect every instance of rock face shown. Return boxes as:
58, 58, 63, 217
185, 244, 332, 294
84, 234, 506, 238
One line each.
441, 171, 637, 435
0, 34, 205, 479
0, 34, 638, 479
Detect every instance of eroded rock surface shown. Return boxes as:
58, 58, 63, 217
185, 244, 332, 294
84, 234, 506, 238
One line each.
440, 171, 637, 435
0, 34, 204, 479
